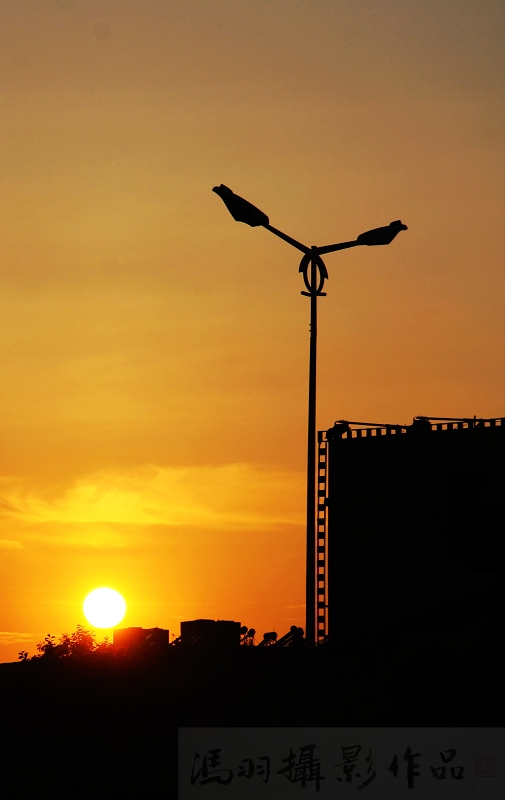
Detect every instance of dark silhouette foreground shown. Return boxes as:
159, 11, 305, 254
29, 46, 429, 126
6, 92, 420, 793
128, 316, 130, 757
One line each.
2, 591, 503, 793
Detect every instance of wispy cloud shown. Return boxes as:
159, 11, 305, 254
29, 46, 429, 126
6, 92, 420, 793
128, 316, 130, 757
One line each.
0, 632, 39, 645
0, 464, 304, 548
0, 539, 23, 549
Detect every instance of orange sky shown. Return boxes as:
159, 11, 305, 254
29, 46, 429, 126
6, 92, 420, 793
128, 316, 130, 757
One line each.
1, 0, 504, 661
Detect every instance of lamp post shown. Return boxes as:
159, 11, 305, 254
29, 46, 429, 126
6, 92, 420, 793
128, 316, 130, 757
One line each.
212, 184, 407, 652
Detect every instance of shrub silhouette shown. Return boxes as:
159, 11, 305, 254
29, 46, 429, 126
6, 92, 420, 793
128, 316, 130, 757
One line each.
31, 625, 111, 660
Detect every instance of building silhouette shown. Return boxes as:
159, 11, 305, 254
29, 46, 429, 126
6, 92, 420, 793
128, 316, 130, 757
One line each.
179, 619, 242, 650
113, 626, 169, 650
317, 415, 505, 648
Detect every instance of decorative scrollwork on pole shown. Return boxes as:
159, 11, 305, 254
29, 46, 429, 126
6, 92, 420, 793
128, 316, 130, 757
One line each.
299, 252, 328, 297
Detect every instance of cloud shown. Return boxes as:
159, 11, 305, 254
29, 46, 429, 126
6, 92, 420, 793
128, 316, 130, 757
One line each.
0, 464, 305, 548
0, 539, 23, 549
0, 632, 39, 645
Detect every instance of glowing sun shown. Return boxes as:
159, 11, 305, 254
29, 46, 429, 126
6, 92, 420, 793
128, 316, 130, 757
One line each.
83, 588, 126, 628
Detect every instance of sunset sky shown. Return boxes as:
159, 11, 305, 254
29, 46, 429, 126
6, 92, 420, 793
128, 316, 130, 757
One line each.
1, 0, 504, 662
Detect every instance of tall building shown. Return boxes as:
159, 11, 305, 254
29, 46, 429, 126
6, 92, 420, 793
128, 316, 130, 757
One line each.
318, 416, 505, 646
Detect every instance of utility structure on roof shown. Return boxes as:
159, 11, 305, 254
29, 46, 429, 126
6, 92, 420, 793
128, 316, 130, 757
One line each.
212, 184, 407, 649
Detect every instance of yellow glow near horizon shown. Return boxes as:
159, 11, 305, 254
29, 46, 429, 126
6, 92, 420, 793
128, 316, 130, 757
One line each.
83, 588, 126, 629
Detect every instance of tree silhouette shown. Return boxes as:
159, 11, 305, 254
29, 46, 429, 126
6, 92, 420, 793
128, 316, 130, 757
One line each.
31, 625, 111, 660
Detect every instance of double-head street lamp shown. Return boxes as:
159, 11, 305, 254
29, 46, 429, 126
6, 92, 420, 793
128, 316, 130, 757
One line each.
213, 184, 407, 648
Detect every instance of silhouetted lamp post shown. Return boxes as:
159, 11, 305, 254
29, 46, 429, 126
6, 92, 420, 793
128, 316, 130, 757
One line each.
212, 184, 407, 650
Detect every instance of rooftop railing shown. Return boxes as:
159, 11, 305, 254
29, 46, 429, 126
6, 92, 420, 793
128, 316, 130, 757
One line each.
322, 416, 505, 441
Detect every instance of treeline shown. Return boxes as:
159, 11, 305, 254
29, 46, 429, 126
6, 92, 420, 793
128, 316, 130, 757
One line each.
18, 624, 112, 662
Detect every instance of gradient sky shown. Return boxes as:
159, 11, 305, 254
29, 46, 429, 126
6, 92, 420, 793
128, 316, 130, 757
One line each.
1, 0, 504, 661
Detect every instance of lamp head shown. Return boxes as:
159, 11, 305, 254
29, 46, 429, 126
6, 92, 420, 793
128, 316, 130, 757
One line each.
212, 184, 269, 227
357, 220, 408, 246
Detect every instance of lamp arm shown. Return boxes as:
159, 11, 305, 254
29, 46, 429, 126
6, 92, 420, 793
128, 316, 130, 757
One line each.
316, 240, 359, 256
264, 224, 310, 255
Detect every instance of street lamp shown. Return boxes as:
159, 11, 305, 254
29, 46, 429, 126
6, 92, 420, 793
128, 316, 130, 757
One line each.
212, 184, 407, 649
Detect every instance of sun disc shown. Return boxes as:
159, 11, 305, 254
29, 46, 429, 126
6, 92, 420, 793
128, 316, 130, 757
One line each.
83, 588, 126, 628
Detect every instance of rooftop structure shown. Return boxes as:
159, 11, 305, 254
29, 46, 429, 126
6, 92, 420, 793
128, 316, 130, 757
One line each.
179, 619, 242, 650
113, 627, 169, 650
